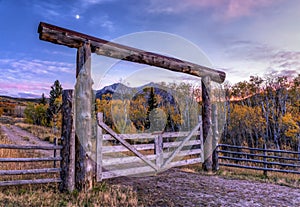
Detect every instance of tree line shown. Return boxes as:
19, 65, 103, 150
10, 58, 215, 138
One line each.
222, 74, 300, 151
20, 73, 300, 152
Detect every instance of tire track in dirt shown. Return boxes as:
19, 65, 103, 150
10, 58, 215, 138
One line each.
0, 124, 57, 157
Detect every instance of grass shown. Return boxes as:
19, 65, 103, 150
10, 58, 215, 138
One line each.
15, 123, 57, 143
216, 166, 300, 188
0, 182, 138, 207
0, 126, 139, 206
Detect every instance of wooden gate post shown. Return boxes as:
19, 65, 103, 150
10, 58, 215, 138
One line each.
75, 41, 95, 191
60, 90, 75, 192
202, 76, 213, 172
155, 133, 163, 169
212, 104, 219, 171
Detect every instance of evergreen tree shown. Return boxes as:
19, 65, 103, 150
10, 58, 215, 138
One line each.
39, 93, 47, 105
47, 80, 63, 124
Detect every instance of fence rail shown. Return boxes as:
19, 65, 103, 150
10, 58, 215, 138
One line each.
217, 144, 300, 175
0, 141, 61, 186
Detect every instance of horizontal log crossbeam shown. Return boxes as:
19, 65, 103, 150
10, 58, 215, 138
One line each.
38, 22, 226, 83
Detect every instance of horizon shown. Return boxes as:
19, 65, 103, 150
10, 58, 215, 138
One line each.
1, 0, 300, 98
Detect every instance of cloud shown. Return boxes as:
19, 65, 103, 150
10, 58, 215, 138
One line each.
79, 0, 117, 10
88, 15, 115, 32
0, 58, 75, 97
147, 0, 278, 21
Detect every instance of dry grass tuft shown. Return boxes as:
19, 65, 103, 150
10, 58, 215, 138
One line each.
15, 123, 56, 143
0, 182, 138, 207
217, 166, 300, 188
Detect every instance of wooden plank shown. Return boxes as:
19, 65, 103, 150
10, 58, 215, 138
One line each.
164, 140, 201, 148
0, 157, 61, 162
102, 140, 201, 153
98, 121, 158, 171
0, 178, 62, 187
102, 131, 201, 141
162, 122, 201, 169
155, 134, 163, 168
96, 113, 103, 182
101, 166, 155, 179
102, 144, 154, 153
0, 168, 61, 175
219, 163, 300, 175
219, 144, 300, 154
0, 144, 62, 150
60, 89, 75, 192
38, 22, 226, 83
167, 157, 202, 169
102, 149, 202, 166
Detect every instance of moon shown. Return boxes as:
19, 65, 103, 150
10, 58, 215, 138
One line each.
75, 14, 80, 19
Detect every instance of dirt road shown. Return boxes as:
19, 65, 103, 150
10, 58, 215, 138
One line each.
109, 168, 300, 207
0, 124, 56, 157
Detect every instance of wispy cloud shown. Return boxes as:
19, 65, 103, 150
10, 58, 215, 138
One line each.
88, 15, 115, 32
0, 58, 75, 97
147, 0, 279, 21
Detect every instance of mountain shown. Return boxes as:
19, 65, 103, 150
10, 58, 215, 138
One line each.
0, 95, 40, 105
95, 82, 178, 106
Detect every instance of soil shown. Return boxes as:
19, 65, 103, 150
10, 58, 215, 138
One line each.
109, 168, 300, 207
0, 124, 56, 156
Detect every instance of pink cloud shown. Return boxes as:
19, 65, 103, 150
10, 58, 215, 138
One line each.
148, 0, 279, 21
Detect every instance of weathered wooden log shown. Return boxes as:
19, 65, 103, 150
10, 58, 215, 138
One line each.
60, 90, 75, 192
212, 104, 219, 171
0, 178, 61, 187
75, 42, 94, 192
0, 168, 61, 175
202, 76, 213, 171
0, 144, 62, 150
38, 22, 226, 83
0, 157, 61, 162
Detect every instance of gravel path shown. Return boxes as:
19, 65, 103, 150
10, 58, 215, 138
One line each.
109, 168, 300, 207
0, 124, 56, 157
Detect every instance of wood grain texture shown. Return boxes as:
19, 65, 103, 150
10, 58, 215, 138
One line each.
60, 90, 75, 192
74, 42, 94, 192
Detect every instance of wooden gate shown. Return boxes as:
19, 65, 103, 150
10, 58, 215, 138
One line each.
96, 113, 203, 180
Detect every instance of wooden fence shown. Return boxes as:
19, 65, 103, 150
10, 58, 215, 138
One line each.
217, 144, 300, 175
0, 142, 62, 186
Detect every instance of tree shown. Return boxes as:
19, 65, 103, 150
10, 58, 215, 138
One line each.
0, 107, 3, 117
24, 103, 48, 126
47, 80, 62, 125
39, 93, 47, 105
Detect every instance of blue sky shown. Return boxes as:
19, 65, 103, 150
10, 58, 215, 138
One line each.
1, 0, 300, 98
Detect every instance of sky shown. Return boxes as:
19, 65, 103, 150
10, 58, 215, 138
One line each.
1, 0, 300, 98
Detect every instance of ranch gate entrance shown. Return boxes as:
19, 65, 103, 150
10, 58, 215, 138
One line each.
38, 22, 226, 192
